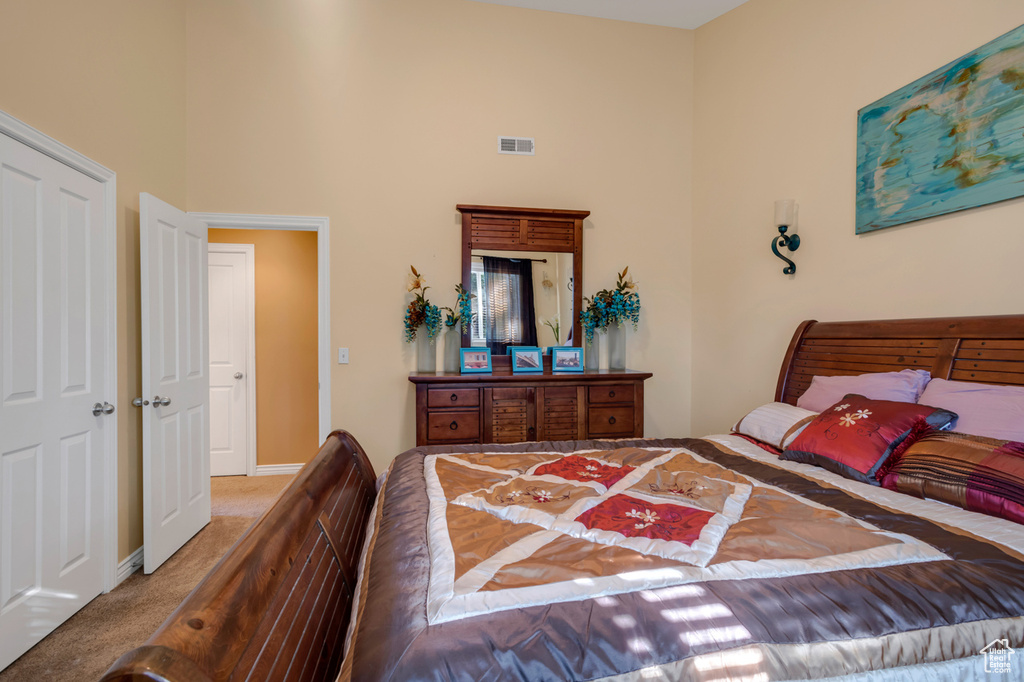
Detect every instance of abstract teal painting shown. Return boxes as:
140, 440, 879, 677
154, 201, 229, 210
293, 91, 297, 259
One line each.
856, 24, 1024, 233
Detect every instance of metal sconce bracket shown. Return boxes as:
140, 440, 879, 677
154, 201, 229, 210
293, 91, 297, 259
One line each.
771, 225, 800, 275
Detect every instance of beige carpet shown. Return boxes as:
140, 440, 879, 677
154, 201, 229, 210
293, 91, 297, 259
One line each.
0, 475, 293, 682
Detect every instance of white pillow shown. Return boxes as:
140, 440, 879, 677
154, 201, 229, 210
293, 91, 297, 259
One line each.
732, 402, 818, 450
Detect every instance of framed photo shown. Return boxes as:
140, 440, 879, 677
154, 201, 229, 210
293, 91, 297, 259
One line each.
510, 347, 544, 373
551, 346, 583, 372
460, 348, 492, 374
506, 345, 541, 355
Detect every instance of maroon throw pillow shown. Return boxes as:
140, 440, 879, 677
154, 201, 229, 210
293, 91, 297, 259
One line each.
782, 394, 958, 485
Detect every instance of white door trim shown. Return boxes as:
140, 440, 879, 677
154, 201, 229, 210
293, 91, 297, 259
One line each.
0, 110, 119, 592
208, 243, 257, 476
189, 213, 331, 444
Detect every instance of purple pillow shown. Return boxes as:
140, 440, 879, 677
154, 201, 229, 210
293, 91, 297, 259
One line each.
796, 369, 931, 413
917, 378, 1024, 441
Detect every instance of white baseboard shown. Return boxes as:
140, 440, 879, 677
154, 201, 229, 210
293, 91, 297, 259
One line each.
116, 546, 144, 586
255, 463, 304, 477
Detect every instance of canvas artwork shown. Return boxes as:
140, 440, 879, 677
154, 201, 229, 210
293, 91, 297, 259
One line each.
856, 23, 1024, 233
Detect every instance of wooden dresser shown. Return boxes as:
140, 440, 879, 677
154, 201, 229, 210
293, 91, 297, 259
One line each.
410, 369, 652, 446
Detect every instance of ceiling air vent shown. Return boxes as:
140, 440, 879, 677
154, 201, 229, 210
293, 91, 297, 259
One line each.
498, 136, 535, 155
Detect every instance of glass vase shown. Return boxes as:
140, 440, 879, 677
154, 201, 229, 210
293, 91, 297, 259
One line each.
416, 331, 436, 373
443, 326, 461, 373
607, 324, 627, 370
584, 332, 601, 371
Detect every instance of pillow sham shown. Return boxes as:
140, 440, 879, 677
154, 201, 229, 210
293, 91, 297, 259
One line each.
796, 369, 931, 412
732, 402, 818, 451
782, 394, 957, 485
880, 430, 1024, 525
917, 378, 1024, 442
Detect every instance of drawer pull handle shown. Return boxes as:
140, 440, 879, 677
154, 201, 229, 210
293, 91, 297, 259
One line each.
609, 390, 616, 398
608, 416, 617, 425
449, 421, 459, 431
450, 393, 458, 402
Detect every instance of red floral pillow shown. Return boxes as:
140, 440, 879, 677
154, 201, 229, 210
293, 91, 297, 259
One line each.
781, 394, 958, 485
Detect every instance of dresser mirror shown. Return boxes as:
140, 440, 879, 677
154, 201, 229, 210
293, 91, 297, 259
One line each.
457, 205, 587, 352
467, 250, 573, 349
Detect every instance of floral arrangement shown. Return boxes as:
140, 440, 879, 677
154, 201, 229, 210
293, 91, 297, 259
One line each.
580, 267, 640, 343
404, 265, 441, 342
440, 283, 475, 333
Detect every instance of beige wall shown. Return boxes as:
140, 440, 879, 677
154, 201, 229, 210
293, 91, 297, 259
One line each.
208, 229, 320, 466
0, 0, 187, 560
185, 0, 694, 474
692, 0, 1024, 436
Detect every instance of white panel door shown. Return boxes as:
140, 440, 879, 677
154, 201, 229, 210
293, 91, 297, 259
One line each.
208, 246, 254, 477
140, 193, 210, 574
0, 132, 111, 670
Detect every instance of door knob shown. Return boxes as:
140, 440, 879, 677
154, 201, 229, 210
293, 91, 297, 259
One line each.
153, 396, 172, 407
132, 397, 150, 407
92, 402, 115, 416
234, 372, 244, 380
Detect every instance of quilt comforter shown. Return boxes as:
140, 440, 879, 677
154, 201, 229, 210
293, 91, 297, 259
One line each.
339, 437, 1024, 681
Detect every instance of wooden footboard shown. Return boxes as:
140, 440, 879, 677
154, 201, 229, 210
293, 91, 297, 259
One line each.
101, 430, 377, 682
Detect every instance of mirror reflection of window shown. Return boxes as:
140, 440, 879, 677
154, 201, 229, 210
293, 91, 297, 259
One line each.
469, 262, 486, 346
475, 256, 537, 354
470, 250, 572, 350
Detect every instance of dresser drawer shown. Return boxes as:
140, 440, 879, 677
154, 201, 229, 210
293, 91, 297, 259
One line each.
427, 388, 480, 408
588, 406, 634, 436
427, 410, 481, 442
588, 384, 634, 404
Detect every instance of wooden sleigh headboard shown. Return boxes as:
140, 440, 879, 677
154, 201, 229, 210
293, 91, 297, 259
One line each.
777, 314, 1024, 405
102, 431, 376, 682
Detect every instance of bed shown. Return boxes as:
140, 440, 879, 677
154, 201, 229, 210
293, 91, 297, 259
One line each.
102, 314, 1024, 681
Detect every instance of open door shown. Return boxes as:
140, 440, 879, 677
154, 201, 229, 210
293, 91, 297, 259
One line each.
139, 193, 211, 573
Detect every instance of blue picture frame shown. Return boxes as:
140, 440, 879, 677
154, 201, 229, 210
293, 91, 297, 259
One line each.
856, 23, 1024, 233
506, 345, 542, 355
510, 347, 544, 373
551, 346, 584, 373
460, 348, 492, 374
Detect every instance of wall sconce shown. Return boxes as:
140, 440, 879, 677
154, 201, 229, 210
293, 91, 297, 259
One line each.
771, 199, 800, 275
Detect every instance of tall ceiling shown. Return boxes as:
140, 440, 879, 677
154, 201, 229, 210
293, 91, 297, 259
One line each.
465, 0, 752, 30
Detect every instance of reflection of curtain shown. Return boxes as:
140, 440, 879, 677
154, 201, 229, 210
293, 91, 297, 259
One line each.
482, 256, 537, 354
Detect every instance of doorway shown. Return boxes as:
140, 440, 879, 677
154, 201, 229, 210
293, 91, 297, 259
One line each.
197, 213, 330, 476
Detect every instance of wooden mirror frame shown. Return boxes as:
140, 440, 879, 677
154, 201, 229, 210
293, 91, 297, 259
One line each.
457, 204, 588, 350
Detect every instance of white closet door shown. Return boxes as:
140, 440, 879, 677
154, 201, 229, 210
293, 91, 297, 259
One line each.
0, 132, 110, 670
208, 245, 254, 477
139, 193, 210, 573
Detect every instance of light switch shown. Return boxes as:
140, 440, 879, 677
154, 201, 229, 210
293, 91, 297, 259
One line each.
338, 347, 349, 364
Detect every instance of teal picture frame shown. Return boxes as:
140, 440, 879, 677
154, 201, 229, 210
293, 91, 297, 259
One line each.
460, 348, 492, 374
551, 346, 583, 372
510, 347, 544, 373
506, 345, 542, 355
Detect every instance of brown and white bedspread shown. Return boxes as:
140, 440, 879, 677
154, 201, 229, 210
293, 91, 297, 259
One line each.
339, 437, 1024, 681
